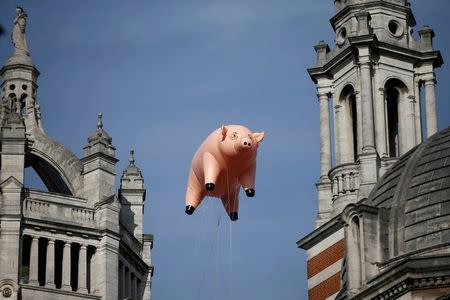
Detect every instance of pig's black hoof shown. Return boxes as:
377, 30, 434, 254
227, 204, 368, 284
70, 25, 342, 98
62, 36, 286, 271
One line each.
229, 212, 239, 221
205, 183, 215, 191
245, 188, 255, 197
185, 205, 195, 215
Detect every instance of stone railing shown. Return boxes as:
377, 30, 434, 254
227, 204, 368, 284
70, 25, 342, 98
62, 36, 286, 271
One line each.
329, 162, 360, 200
23, 189, 96, 228
25, 199, 50, 215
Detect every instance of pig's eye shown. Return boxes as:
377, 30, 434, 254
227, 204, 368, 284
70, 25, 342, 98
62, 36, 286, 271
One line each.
230, 132, 239, 140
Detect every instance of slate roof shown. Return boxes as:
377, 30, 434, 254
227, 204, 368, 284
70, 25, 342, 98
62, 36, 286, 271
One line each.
367, 127, 450, 254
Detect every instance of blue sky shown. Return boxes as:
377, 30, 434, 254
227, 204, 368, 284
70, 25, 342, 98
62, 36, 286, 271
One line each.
1, 1, 450, 299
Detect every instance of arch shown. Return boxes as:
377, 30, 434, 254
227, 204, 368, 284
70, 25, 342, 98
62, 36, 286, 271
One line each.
339, 84, 358, 162
25, 152, 73, 195
384, 78, 408, 158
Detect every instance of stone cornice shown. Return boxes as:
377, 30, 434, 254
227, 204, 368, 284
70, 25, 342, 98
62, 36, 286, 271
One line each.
0, 63, 40, 77
308, 36, 443, 84
21, 284, 100, 299
296, 214, 343, 250
330, 1, 416, 31
352, 255, 450, 300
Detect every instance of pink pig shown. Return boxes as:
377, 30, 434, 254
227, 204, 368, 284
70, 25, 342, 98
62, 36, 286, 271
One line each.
185, 125, 264, 221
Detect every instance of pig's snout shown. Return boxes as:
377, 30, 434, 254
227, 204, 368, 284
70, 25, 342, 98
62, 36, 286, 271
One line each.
241, 138, 252, 149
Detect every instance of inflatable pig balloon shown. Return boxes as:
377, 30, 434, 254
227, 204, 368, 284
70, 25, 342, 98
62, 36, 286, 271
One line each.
185, 125, 264, 221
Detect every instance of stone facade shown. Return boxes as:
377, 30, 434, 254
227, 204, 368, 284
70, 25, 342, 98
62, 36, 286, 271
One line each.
0, 7, 154, 300
298, 1, 450, 300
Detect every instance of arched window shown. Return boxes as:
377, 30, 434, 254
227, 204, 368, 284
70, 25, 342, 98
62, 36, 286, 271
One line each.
386, 87, 399, 157
339, 85, 358, 162
384, 79, 408, 158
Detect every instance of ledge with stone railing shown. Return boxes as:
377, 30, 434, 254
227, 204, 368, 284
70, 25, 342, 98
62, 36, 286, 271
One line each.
23, 189, 96, 228
329, 162, 360, 200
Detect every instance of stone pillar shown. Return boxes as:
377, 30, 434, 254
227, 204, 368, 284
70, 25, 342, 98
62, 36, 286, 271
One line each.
373, 64, 387, 157
424, 76, 438, 137
45, 238, 56, 288
359, 59, 375, 152
128, 271, 133, 298
414, 77, 422, 144
357, 49, 379, 199
318, 92, 332, 179
62, 241, 72, 291
78, 244, 88, 293
29, 236, 39, 285
131, 274, 136, 299
90, 249, 98, 294
355, 91, 363, 156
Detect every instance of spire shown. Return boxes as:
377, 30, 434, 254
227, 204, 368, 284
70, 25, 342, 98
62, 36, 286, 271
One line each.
122, 148, 143, 180
83, 113, 115, 158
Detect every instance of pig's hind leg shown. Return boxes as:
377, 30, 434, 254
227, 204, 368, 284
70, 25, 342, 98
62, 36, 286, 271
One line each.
203, 152, 221, 192
221, 187, 240, 221
185, 169, 205, 215
239, 164, 256, 197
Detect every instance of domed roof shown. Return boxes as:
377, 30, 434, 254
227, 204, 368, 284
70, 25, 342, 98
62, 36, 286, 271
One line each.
367, 127, 450, 255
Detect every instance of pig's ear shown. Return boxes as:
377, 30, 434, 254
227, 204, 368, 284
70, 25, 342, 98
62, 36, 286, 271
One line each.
220, 125, 228, 141
252, 131, 265, 143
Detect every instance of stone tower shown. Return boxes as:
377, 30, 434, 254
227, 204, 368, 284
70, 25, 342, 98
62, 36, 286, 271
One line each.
310, 0, 443, 228
0, 7, 154, 300
297, 1, 449, 300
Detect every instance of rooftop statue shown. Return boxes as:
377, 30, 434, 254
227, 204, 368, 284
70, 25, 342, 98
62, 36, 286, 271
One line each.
11, 6, 28, 55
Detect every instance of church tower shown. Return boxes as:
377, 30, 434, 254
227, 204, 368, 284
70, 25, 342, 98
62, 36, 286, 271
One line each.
310, 0, 443, 227
298, 2, 448, 300
0, 7, 154, 300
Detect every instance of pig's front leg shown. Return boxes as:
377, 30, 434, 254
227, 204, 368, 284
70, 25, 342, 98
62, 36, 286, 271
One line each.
239, 164, 256, 197
203, 152, 220, 191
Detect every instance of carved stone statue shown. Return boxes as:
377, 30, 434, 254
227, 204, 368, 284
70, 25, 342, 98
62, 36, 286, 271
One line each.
11, 6, 28, 55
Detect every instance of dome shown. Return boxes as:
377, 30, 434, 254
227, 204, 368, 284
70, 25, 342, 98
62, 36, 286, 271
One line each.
367, 127, 450, 255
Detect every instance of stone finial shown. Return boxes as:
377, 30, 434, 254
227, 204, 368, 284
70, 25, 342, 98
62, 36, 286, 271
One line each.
97, 113, 103, 129
129, 148, 135, 165
314, 41, 330, 66
419, 25, 435, 51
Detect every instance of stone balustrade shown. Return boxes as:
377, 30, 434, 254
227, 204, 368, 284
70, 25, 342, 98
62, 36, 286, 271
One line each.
23, 189, 96, 227
329, 162, 360, 199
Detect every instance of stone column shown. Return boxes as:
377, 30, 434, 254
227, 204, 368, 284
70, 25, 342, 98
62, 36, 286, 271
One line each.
355, 91, 363, 156
121, 264, 127, 298
45, 238, 56, 288
357, 49, 379, 199
373, 64, 387, 157
78, 244, 88, 293
359, 59, 375, 152
424, 76, 438, 137
29, 236, 39, 285
128, 271, 133, 298
62, 241, 72, 291
90, 249, 98, 294
414, 77, 422, 144
318, 92, 332, 179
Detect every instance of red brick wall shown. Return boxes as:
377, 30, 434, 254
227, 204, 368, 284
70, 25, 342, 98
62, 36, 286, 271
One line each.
307, 239, 345, 278
308, 272, 341, 300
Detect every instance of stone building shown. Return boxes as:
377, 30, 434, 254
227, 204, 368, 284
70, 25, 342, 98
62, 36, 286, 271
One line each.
0, 7, 154, 300
297, 0, 450, 299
